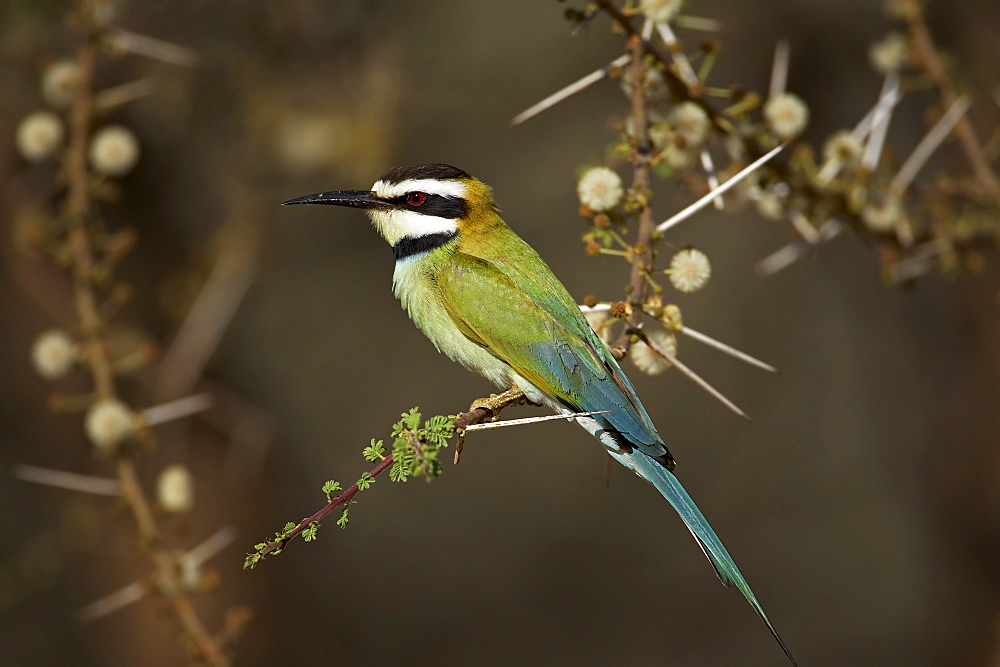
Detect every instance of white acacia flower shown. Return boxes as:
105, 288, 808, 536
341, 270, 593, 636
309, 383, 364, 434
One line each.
668, 248, 711, 292
41, 60, 81, 108
639, 0, 683, 24
822, 130, 864, 166
577, 167, 624, 212
89, 125, 140, 176
861, 196, 904, 233
85, 399, 135, 451
16, 111, 64, 162
870, 33, 909, 74
630, 329, 678, 375
157, 464, 194, 513
764, 93, 809, 140
670, 102, 710, 147
31, 330, 76, 379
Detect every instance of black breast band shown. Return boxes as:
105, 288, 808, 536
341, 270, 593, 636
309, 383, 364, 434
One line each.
393, 231, 458, 261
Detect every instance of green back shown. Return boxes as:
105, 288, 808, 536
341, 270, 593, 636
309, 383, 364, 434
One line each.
436, 223, 668, 460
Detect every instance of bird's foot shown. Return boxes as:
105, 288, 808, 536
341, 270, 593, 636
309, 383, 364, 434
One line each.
455, 387, 527, 466
468, 387, 525, 419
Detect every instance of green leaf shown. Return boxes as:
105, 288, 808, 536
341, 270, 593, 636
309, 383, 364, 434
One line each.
362, 439, 386, 462
302, 522, 319, 542
244, 553, 262, 569
321, 480, 342, 497
336, 506, 350, 529
389, 459, 409, 483
357, 471, 375, 490
402, 407, 422, 431
282, 521, 296, 533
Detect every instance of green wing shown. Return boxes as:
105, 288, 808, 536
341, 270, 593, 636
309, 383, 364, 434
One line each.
438, 231, 670, 462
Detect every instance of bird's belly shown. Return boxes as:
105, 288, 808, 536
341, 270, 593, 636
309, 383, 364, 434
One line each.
393, 258, 515, 390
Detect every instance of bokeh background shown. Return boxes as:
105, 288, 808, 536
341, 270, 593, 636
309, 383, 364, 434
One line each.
2, 1, 999, 665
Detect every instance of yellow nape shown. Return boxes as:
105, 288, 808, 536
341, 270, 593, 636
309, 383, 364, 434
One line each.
455, 178, 502, 232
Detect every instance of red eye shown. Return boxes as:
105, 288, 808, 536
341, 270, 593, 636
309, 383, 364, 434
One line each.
407, 192, 426, 206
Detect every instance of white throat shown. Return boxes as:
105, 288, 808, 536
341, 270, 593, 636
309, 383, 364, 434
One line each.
365, 209, 459, 246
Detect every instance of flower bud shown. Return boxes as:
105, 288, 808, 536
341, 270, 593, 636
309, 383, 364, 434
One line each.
157, 464, 194, 513
89, 125, 140, 176
16, 112, 64, 162
85, 399, 134, 451
31, 329, 76, 379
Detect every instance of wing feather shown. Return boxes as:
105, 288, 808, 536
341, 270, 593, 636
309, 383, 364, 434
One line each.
437, 235, 672, 464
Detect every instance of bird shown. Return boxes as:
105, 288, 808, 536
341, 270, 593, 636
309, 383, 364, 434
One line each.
283, 163, 795, 664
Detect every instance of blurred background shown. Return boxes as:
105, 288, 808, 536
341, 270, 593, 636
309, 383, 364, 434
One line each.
2, 0, 999, 665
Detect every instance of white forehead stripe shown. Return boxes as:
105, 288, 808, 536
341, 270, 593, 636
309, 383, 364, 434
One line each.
372, 178, 467, 200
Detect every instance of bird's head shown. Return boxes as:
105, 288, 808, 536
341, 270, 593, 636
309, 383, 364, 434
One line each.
282, 164, 499, 257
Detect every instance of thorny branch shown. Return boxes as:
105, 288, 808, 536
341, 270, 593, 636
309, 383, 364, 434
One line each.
611, 35, 658, 357
906, 10, 1000, 201
57, 2, 231, 664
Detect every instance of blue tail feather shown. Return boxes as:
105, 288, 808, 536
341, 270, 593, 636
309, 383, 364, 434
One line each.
622, 451, 797, 666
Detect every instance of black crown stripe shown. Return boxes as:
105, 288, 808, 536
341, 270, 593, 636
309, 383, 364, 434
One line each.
378, 163, 471, 184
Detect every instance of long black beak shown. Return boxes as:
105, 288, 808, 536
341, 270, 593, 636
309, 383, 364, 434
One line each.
280, 190, 391, 209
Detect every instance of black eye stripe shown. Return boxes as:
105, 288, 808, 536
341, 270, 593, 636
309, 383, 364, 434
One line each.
392, 193, 469, 218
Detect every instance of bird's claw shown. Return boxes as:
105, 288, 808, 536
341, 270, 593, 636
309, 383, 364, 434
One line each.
468, 387, 525, 420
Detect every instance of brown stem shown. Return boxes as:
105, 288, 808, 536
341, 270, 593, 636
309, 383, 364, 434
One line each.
256, 402, 512, 557
611, 34, 658, 352
908, 11, 1000, 201
595, 0, 728, 132
61, 4, 228, 664
260, 455, 396, 555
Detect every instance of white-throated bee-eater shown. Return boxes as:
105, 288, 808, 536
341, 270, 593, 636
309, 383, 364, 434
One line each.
283, 163, 795, 664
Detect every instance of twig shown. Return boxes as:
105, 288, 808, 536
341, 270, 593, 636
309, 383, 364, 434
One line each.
256, 397, 527, 558
78, 580, 150, 623
769, 40, 790, 100
674, 16, 723, 32
463, 411, 610, 432
184, 526, 238, 569
580, 304, 777, 373
756, 219, 844, 277
59, 7, 227, 662
105, 27, 198, 66
94, 78, 154, 112
80, 526, 236, 623
891, 95, 971, 194
610, 34, 659, 354
862, 72, 900, 171
596, 0, 726, 131
257, 452, 384, 557
853, 86, 903, 139
142, 393, 213, 426
678, 326, 778, 373
14, 464, 120, 496
156, 221, 261, 399
907, 11, 1000, 200
633, 328, 752, 421
656, 144, 785, 233
510, 54, 631, 126
699, 149, 724, 210
654, 21, 698, 86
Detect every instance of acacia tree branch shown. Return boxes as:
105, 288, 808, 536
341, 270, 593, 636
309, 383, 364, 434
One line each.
60, 3, 228, 663
594, 0, 728, 132
252, 401, 513, 559
907, 9, 1000, 201
609, 33, 658, 356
